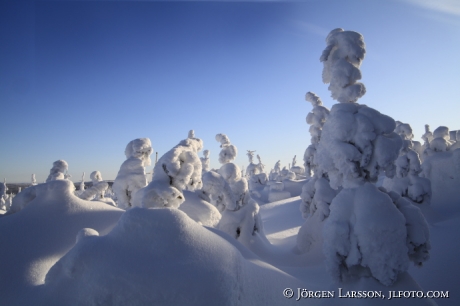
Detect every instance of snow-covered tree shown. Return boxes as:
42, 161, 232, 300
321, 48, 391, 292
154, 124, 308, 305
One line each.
0, 180, 7, 211
113, 138, 152, 209
395, 121, 422, 156
79, 171, 116, 206
305, 28, 429, 286
269, 160, 281, 181
200, 149, 211, 172
383, 148, 431, 207
290, 155, 305, 179
279, 166, 296, 181
216, 133, 237, 164
136, 135, 203, 209
46, 160, 69, 182
429, 126, 451, 153
303, 92, 329, 178
31, 174, 37, 186
196, 135, 265, 245
246, 150, 258, 177
79, 172, 85, 192
200, 170, 236, 212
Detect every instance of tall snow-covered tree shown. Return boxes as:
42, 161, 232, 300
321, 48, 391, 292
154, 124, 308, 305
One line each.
301, 28, 430, 286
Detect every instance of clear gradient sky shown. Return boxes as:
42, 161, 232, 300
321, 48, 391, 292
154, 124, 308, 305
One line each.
1, 0, 459, 183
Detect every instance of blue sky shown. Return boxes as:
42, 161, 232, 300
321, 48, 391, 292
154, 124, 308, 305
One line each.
1, 0, 459, 183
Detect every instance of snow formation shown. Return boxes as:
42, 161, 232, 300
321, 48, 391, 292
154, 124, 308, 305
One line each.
320, 28, 366, 103
136, 135, 203, 209
112, 138, 152, 209
215, 133, 237, 164
46, 160, 69, 182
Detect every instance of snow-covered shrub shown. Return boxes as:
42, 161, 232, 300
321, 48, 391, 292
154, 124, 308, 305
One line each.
112, 138, 152, 209
46, 160, 69, 182
216, 133, 237, 164
137, 136, 203, 209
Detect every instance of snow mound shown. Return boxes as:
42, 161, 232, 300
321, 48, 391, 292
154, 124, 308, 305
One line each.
42, 207, 305, 306
178, 190, 221, 227
0, 180, 123, 305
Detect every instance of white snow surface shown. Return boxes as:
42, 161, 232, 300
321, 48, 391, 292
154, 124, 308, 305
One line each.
0, 180, 124, 305
40, 207, 305, 306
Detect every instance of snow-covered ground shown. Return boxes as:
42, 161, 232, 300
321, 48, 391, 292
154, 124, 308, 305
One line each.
0, 176, 458, 305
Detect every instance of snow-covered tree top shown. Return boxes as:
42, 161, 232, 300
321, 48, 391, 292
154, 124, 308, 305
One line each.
141, 136, 204, 209
305, 92, 323, 107
46, 160, 69, 182
216, 133, 231, 146
124, 138, 153, 166
395, 122, 414, 140
216, 133, 237, 164
422, 124, 433, 143
0, 181, 6, 196
203, 149, 210, 158
320, 28, 366, 103
188, 130, 195, 139
433, 126, 450, 141
246, 150, 256, 163
90, 171, 103, 183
